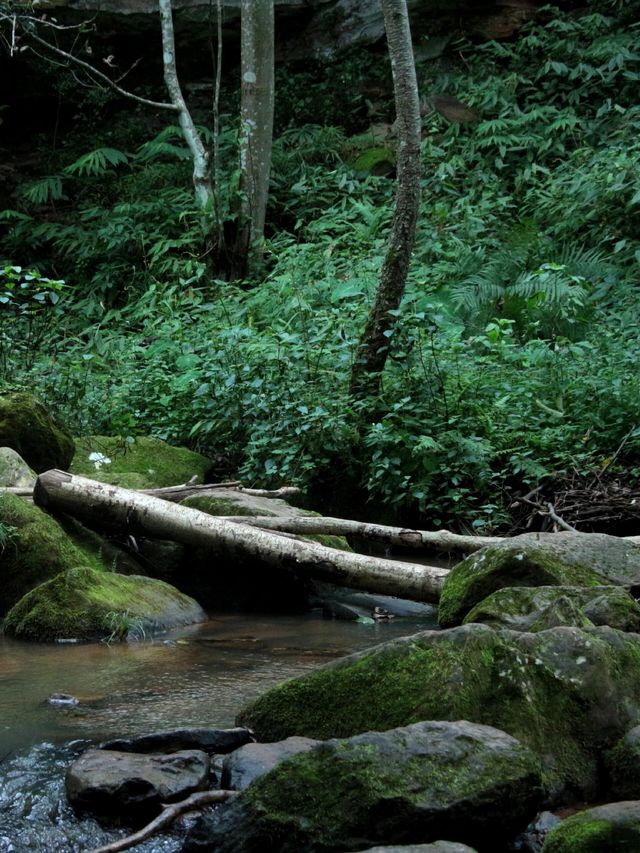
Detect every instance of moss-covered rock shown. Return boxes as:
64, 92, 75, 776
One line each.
0, 493, 107, 614
0, 392, 74, 473
3, 566, 205, 641
464, 586, 640, 633
605, 727, 640, 800
237, 624, 640, 801
352, 145, 396, 176
184, 720, 542, 853
541, 801, 640, 852
438, 533, 640, 628
70, 435, 209, 489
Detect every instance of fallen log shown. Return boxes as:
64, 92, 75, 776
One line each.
34, 470, 448, 603
216, 515, 502, 554
88, 789, 239, 853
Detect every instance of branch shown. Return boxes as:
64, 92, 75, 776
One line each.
88, 789, 239, 853
24, 28, 179, 111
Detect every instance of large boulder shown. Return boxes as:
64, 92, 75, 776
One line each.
237, 624, 640, 801
70, 435, 210, 489
221, 736, 320, 790
438, 533, 640, 628
0, 447, 36, 488
183, 721, 542, 852
66, 748, 210, 824
0, 392, 74, 473
359, 846, 477, 853
541, 801, 640, 852
605, 726, 640, 800
463, 586, 640, 633
3, 565, 205, 641
0, 493, 107, 614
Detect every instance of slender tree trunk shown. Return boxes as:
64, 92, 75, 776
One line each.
235, 0, 275, 271
349, 0, 421, 400
34, 471, 448, 603
158, 0, 213, 210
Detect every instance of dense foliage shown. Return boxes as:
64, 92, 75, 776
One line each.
1, 0, 639, 528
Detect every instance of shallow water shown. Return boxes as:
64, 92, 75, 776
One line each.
0, 608, 437, 852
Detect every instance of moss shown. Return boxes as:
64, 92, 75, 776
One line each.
464, 586, 640, 633
0, 392, 74, 473
181, 495, 277, 517
70, 435, 209, 489
237, 624, 640, 800
439, 545, 605, 628
0, 493, 108, 614
3, 565, 204, 641
542, 805, 640, 852
352, 146, 396, 176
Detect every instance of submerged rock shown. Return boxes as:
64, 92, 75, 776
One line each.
438, 533, 640, 627
66, 748, 210, 824
101, 727, 254, 756
47, 693, 79, 707
0, 493, 108, 614
3, 565, 205, 641
541, 801, 640, 852
70, 435, 210, 489
221, 736, 319, 790
183, 720, 542, 852
0, 392, 74, 473
237, 623, 640, 801
463, 585, 640, 633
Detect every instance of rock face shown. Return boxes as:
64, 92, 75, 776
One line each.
237, 623, 640, 801
605, 727, 640, 800
0, 493, 107, 614
463, 585, 640, 633
0, 447, 36, 488
438, 533, 640, 627
66, 748, 210, 823
183, 720, 542, 852
221, 736, 319, 790
101, 727, 254, 756
541, 801, 640, 852
70, 435, 210, 489
3, 565, 206, 641
0, 392, 74, 473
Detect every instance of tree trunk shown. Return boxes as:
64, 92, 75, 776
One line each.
158, 0, 213, 210
34, 471, 448, 603
349, 0, 421, 400
212, 515, 502, 554
235, 0, 275, 271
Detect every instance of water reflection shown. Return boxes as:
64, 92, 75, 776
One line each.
0, 609, 436, 756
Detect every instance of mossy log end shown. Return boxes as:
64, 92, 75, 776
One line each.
34, 470, 448, 603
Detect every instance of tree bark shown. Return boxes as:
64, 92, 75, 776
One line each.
235, 0, 275, 270
158, 0, 213, 209
214, 515, 502, 553
34, 471, 448, 602
349, 0, 421, 400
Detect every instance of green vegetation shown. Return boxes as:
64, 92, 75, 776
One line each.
1, 0, 639, 528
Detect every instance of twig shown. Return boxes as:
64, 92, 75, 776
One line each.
545, 503, 578, 533
88, 789, 239, 853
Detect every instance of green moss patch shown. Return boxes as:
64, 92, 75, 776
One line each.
3, 565, 205, 641
439, 533, 640, 628
237, 623, 640, 801
542, 802, 640, 852
0, 493, 107, 614
0, 392, 74, 473
71, 435, 210, 489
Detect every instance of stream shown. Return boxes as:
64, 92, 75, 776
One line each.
0, 607, 437, 852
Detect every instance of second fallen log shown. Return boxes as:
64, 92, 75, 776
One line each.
34, 470, 448, 604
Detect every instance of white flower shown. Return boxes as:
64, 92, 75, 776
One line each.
89, 451, 112, 470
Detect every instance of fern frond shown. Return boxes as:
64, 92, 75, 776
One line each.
20, 175, 66, 205
64, 148, 129, 177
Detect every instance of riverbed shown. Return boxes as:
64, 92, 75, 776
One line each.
0, 608, 436, 852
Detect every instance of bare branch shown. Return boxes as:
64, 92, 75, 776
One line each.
88, 789, 239, 853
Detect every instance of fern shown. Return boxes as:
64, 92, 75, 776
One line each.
64, 147, 129, 177
20, 175, 66, 205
